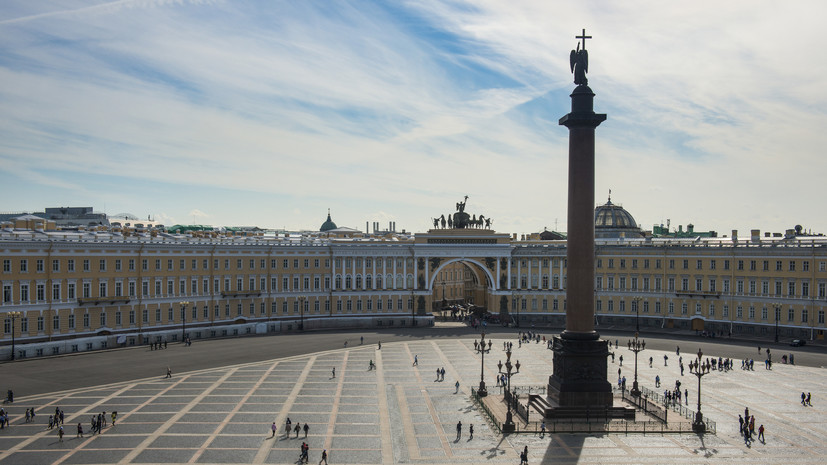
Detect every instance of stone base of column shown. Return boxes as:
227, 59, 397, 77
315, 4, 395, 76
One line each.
547, 333, 613, 407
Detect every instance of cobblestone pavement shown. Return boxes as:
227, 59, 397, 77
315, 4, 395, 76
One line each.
0, 338, 824, 464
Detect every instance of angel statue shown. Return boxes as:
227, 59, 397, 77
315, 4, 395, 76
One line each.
570, 42, 588, 85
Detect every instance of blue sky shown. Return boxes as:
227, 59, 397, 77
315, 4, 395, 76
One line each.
2, 0, 826, 235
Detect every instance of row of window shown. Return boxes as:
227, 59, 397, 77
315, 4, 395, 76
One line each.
597, 258, 825, 272
2, 272, 423, 304
2, 256, 425, 275
2, 296, 417, 334
596, 299, 827, 325
595, 275, 827, 298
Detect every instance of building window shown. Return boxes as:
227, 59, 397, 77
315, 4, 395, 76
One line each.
789, 261, 796, 272
788, 308, 794, 322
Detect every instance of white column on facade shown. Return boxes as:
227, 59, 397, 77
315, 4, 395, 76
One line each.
517, 259, 521, 289
372, 257, 377, 290
403, 259, 408, 290
362, 256, 366, 290
528, 259, 532, 290
559, 258, 564, 289
352, 257, 357, 290
424, 257, 429, 291
393, 258, 397, 289
548, 259, 553, 289
412, 258, 417, 290
507, 258, 512, 290
331, 257, 336, 290
495, 258, 501, 291
382, 258, 387, 290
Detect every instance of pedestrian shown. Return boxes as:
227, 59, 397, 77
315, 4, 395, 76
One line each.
77, 422, 83, 438
48, 415, 53, 430
738, 415, 744, 436
655, 375, 660, 388
441, 367, 445, 380
619, 355, 623, 366
807, 392, 812, 406
523, 445, 529, 464
801, 392, 807, 406
758, 424, 765, 443
413, 355, 418, 366
344, 340, 348, 347
164, 340, 167, 349
295, 422, 301, 438
319, 449, 328, 465
299, 442, 306, 463
331, 367, 335, 378
685, 389, 688, 405
540, 420, 546, 438
271, 422, 277, 438
111, 411, 117, 425
285, 418, 292, 436
455, 381, 460, 393
664, 354, 668, 366
360, 336, 364, 345
676, 346, 680, 355
649, 356, 653, 368
378, 341, 381, 349
166, 367, 172, 378
456, 420, 462, 440
469, 423, 474, 439
304, 422, 309, 438
58, 425, 64, 442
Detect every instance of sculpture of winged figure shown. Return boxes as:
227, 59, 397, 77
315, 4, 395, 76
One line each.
570, 43, 588, 86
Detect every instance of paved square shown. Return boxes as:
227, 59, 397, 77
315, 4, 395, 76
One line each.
0, 338, 825, 464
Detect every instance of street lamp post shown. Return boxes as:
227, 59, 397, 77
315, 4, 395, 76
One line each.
497, 347, 520, 433
774, 303, 781, 343
299, 296, 305, 331
690, 348, 712, 433
179, 301, 190, 343
629, 297, 644, 397
477, 332, 489, 397
8, 311, 21, 361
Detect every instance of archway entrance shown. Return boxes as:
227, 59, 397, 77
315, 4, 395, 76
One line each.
428, 258, 496, 322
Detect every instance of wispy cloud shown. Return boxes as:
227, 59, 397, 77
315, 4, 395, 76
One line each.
1, 0, 826, 235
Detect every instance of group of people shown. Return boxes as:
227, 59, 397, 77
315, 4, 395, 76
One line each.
278, 418, 327, 464
455, 420, 474, 440
801, 392, 813, 406
739, 407, 765, 444
149, 340, 168, 350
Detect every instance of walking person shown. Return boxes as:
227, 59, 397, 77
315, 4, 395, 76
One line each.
304, 422, 309, 438
807, 392, 812, 406
758, 424, 765, 443
271, 422, 277, 438
58, 425, 64, 442
455, 381, 460, 394
294, 422, 301, 438
331, 367, 335, 378
285, 418, 292, 437
456, 420, 462, 440
77, 423, 83, 438
319, 449, 328, 465
469, 423, 474, 439
413, 355, 418, 366
165, 367, 172, 378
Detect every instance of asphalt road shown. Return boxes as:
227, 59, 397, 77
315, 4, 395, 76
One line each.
3, 325, 826, 398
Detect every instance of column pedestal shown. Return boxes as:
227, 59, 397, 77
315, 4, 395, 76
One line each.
547, 333, 612, 407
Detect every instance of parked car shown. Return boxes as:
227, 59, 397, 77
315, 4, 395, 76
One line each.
790, 339, 806, 347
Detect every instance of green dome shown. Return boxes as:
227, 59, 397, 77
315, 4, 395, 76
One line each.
320, 210, 337, 232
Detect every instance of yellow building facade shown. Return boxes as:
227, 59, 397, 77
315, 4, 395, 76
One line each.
2, 220, 826, 358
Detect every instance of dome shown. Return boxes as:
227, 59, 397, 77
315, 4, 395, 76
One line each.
594, 195, 642, 238
320, 210, 337, 232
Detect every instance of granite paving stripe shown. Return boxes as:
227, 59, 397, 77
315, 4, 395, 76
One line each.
251, 355, 316, 463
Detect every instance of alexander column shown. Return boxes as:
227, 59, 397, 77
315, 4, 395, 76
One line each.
547, 30, 612, 408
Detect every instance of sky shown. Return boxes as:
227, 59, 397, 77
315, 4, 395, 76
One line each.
2, 0, 826, 236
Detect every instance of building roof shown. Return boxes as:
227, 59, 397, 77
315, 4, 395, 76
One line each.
320, 210, 337, 232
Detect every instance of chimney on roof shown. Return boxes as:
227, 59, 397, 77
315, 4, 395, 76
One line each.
751, 229, 760, 242
731, 230, 738, 242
